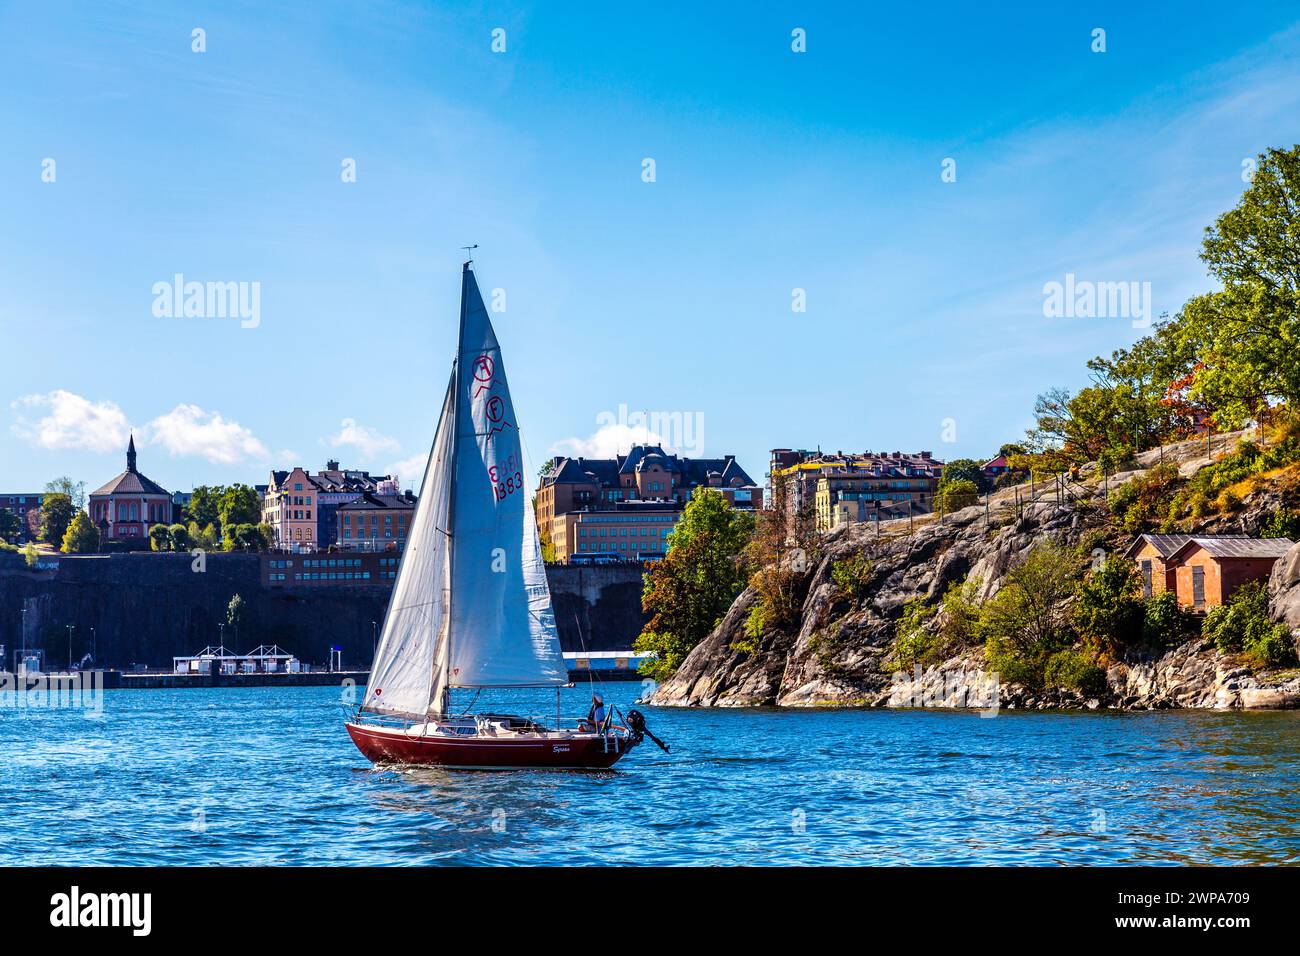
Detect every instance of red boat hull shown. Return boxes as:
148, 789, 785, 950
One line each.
345, 721, 636, 769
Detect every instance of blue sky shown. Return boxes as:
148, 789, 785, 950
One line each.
2, 1, 1299, 497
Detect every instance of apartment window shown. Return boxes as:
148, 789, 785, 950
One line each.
295, 483, 302, 491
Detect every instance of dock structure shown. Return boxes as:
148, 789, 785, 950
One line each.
564, 650, 649, 681
173, 644, 303, 676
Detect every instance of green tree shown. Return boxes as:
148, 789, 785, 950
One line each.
937, 478, 979, 513
169, 523, 191, 550
1072, 556, 1143, 656
980, 541, 1079, 688
1173, 146, 1300, 426
1142, 591, 1196, 648
635, 487, 756, 681
1202, 581, 1295, 668
60, 511, 100, 554
0, 509, 21, 542
940, 458, 990, 493
217, 484, 262, 530
44, 476, 87, 509
226, 593, 247, 644
149, 524, 174, 552
22, 542, 39, 567
39, 493, 76, 546
186, 485, 224, 531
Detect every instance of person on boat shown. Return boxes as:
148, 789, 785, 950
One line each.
584, 693, 606, 732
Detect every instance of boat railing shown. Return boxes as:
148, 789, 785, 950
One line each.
349, 707, 628, 738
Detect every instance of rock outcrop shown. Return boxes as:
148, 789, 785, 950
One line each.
651, 436, 1300, 711
1268, 541, 1300, 659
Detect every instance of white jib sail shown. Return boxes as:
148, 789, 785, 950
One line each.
448, 266, 567, 689
361, 372, 455, 717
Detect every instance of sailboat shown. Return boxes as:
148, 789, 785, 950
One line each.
345, 259, 661, 769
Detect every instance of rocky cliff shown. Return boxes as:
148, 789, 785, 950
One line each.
652, 436, 1300, 711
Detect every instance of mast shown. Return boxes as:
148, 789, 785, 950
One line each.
440, 259, 473, 715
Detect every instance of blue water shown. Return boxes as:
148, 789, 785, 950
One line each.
2, 683, 1299, 865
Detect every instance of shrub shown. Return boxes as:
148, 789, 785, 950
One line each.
169, 523, 191, 551
1216, 488, 1241, 513
1072, 556, 1143, 655
149, 524, 173, 552
1261, 509, 1300, 539
1142, 591, 1196, 647
937, 478, 979, 514
1107, 463, 1180, 532
883, 597, 940, 672
938, 578, 983, 647
1202, 581, 1296, 668
1045, 648, 1109, 697
978, 541, 1079, 687
830, 554, 873, 601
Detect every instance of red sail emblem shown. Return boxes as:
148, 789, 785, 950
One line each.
485, 394, 513, 439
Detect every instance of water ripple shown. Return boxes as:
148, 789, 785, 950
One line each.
1, 686, 1299, 864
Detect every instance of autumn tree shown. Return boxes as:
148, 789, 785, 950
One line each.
634, 487, 755, 681
60, 511, 100, 554
39, 493, 76, 546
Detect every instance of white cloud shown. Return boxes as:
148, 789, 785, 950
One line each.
144, 404, 270, 465
385, 453, 428, 491
10, 390, 131, 452
326, 418, 400, 459
550, 422, 668, 460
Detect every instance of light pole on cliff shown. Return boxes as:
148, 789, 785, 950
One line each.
66, 624, 74, 672
372, 621, 377, 663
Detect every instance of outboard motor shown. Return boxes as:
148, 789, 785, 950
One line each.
626, 709, 670, 753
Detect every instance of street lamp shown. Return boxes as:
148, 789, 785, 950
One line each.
372, 620, 377, 661
66, 624, 75, 672
19, 606, 26, 674
91, 626, 96, 666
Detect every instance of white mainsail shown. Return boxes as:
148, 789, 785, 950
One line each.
448, 266, 567, 690
361, 372, 454, 717
361, 264, 566, 718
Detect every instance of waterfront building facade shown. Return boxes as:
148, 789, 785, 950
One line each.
336, 491, 416, 549
262, 460, 404, 550
88, 435, 172, 541
770, 448, 944, 532
537, 444, 762, 563
0, 492, 44, 542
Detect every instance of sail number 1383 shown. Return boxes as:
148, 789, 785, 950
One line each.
488, 455, 524, 502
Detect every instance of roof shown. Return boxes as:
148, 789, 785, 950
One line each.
1123, 533, 1193, 560
1167, 536, 1296, 562
89, 471, 170, 497
545, 445, 758, 489
337, 492, 414, 512
90, 435, 169, 497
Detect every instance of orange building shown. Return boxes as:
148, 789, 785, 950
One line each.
1123, 533, 1191, 598
1165, 536, 1294, 611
